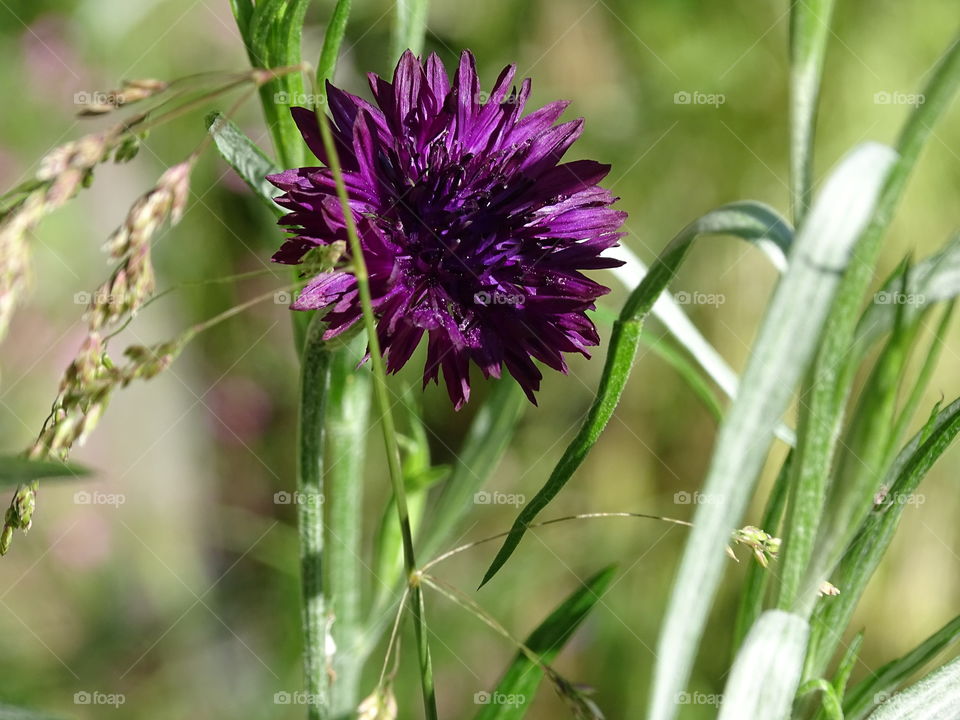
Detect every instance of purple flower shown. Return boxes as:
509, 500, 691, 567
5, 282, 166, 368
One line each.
268, 50, 626, 408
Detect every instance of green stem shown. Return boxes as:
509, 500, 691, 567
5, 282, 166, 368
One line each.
297, 315, 332, 719
325, 338, 372, 716
313, 105, 438, 720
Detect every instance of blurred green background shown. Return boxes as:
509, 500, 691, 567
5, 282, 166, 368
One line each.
0, 0, 958, 717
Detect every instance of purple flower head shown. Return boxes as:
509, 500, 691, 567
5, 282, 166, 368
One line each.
268, 50, 626, 408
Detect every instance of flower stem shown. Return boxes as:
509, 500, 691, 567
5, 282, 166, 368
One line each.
297, 315, 332, 719
313, 106, 438, 719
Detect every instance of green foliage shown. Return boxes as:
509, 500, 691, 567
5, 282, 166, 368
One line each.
474, 566, 617, 720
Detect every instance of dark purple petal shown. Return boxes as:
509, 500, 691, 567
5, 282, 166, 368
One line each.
269, 50, 627, 407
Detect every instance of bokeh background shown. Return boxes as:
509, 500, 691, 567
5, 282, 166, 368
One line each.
1, 0, 958, 717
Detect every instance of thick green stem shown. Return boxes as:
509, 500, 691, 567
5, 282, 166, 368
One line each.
313, 106, 438, 719
297, 316, 332, 718
325, 339, 372, 717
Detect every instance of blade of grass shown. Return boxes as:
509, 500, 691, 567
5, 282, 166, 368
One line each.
774, 36, 960, 619
316, 0, 351, 95
791, 272, 921, 615
474, 565, 617, 720
789, 0, 837, 223
647, 143, 896, 720
0, 457, 89, 485
861, 654, 960, 720
480, 201, 800, 589
844, 615, 960, 720
718, 610, 810, 720
804, 396, 960, 682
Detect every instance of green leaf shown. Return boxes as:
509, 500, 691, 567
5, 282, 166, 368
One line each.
800, 679, 844, 720
862, 654, 960, 720
0, 456, 89, 486
719, 610, 810, 720
648, 143, 896, 720
793, 266, 921, 613
789, 0, 838, 223
853, 233, 960, 359
480, 200, 798, 589
777, 34, 960, 622
844, 615, 960, 720
804, 396, 960, 683
205, 112, 281, 212
474, 565, 617, 720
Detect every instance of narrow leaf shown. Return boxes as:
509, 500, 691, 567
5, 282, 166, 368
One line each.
474, 565, 617, 720
863, 654, 960, 720
648, 143, 896, 720
0, 456, 89, 485
844, 615, 960, 720
719, 610, 809, 720
206, 112, 282, 213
